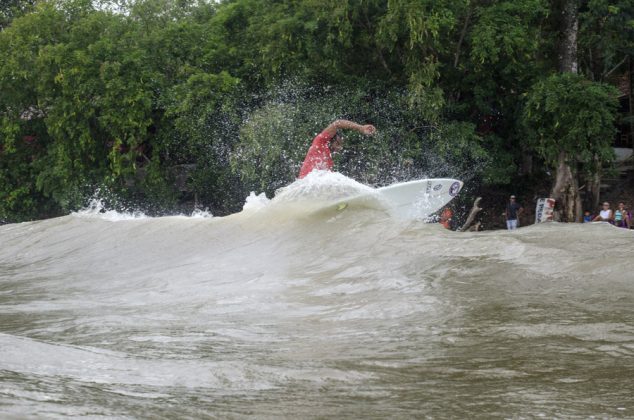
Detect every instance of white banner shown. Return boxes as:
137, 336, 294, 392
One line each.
535, 198, 555, 223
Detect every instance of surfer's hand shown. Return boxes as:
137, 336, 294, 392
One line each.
361, 125, 376, 135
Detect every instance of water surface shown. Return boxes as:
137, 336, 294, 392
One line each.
1, 174, 633, 418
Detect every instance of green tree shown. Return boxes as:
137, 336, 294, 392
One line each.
1, 0, 630, 222
578, 0, 634, 82
0, 0, 37, 30
0, 1, 156, 216
522, 72, 619, 219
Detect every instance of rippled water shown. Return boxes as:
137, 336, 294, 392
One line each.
1, 174, 633, 418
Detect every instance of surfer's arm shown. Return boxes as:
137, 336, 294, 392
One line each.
323, 120, 376, 137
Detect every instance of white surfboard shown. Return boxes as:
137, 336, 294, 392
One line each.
326, 178, 463, 220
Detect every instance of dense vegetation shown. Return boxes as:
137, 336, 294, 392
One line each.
1, 0, 632, 222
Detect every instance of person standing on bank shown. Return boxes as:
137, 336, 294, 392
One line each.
298, 119, 376, 179
505, 195, 523, 230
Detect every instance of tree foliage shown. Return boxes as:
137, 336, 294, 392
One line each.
522, 72, 619, 169
0, 0, 626, 222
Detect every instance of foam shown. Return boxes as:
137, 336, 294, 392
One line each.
242, 191, 271, 212
272, 170, 374, 204
72, 172, 373, 221
72, 198, 148, 221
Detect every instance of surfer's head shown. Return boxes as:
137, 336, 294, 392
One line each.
329, 130, 344, 153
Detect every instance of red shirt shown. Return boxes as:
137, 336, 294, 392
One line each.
298, 130, 334, 179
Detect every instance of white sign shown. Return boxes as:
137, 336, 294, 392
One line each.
535, 198, 555, 223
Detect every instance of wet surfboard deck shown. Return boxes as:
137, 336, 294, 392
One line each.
317, 178, 463, 220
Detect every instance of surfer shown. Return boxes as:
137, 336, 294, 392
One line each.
298, 119, 376, 179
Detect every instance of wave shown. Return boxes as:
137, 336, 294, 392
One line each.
1, 172, 633, 418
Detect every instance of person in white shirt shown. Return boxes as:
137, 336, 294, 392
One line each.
592, 202, 613, 222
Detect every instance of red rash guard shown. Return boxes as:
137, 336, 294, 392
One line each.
298, 130, 334, 179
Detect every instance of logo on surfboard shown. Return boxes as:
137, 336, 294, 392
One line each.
425, 181, 432, 194
449, 182, 461, 197
433, 184, 443, 191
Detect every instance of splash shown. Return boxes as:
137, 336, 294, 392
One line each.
239, 171, 376, 218
73, 198, 148, 221
73, 195, 214, 221
242, 192, 271, 212
72, 171, 446, 223
229, 81, 489, 201
189, 208, 214, 219
273, 171, 374, 204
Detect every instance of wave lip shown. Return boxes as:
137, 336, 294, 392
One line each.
274, 171, 375, 204
239, 171, 381, 219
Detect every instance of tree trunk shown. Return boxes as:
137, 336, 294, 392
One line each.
551, 151, 582, 222
453, 6, 472, 69
559, 0, 578, 74
627, 55, 634, 148
520, 146, 533, 176
587, 158, 601, 211
458, 197, 482, 232
552, 0, 581, 222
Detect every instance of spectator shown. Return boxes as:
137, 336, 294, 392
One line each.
583, 210, 593, 223
505, 195, 523, 230
592, 202, 613, 222
614, 202, 632, 229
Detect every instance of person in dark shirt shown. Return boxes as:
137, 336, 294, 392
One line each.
505, 195, 523, 230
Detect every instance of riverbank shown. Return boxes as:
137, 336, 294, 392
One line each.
464, 173, 634, 231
